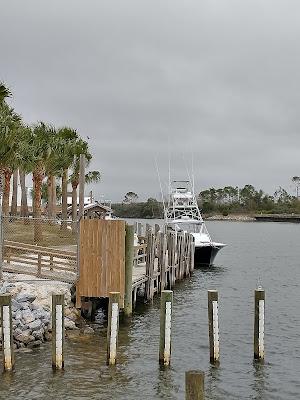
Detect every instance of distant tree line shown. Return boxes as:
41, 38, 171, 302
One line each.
112, 198, 164, 219
199, 184, 300, 215
113, 184, 300, 218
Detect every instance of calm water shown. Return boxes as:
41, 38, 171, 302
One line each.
1, 221, 300, 399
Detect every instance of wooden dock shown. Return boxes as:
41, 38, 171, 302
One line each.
0, 219, 195, 314
254, 214, 300, 223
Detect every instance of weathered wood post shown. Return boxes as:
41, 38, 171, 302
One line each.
208, 290, 220, 364
159, 290, 173, 366
185, 370, 205, 400
159, 232, 167, 292
146, 223, 151, 233
0, 295, 14, 371
190, 235, 195, 274
145, 231, 155, 301
137, 222, 142, 237
124, 225, 134, 317
155, 223, 160, 236
107, 292, 120, 365
52, 294, 65, 370
78, 154, 85, 220
254, 288, 265, 361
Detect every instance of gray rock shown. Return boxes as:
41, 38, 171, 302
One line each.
15, 331, 35, 344
13, 328, 23, 337
27, 340, 42, 348
14, 310, 22, 321
41, 311, 50, 321
16, 293, 36, 303
28, 319, 42, 331
64, 318, 78, 330
45, 331, 52, 341
11, 299, 20, 312
22, 310, 35, 324
83, 326, 94, 334
32, 329, 44, 341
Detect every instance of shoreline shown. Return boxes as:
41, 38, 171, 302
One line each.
204, 214, 255, 222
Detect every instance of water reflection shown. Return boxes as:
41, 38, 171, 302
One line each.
155, 367, 179, 399
206, 365, 221, 400
252, 361, 268, 400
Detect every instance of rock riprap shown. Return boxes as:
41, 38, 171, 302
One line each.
0, 278, 80, 349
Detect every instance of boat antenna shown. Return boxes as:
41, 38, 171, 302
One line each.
155, 156, 166, 218
191, 151, 195, 196
168, 136, 171, 194
182, 153, 193, 187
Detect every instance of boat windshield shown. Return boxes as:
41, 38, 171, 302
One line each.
167, 222, 203, 233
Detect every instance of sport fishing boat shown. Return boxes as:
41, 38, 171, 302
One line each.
164, 180, 226, 265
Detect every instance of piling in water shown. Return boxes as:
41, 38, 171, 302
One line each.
107, 292, 120, 365
0, 295, 14, 371
208, 290, 220, 364
254, 288, 265, 360
52, 294, 65, 370
185, 370, 205, 400
159, 290, 173, 366
124, 224, 134, 317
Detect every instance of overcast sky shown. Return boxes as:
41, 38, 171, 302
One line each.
1, 0, 300, 201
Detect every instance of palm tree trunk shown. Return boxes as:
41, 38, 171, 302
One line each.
47, 176, 53, 219
19, 170, 29, 218
2, 169, 12, 216
33, 168, 44, 243
61, 169, 68, 231
11, 170, 18, 216
52, 176, 56, 218
72, 182, 78, 232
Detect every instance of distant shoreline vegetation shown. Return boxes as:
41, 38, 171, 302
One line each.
113, 184, 300, 218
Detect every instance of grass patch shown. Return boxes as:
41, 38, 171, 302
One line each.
3, 220, 77, 247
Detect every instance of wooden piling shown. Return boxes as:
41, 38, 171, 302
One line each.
185, 370, 205, 400
52, 294, 65, 370
0, 295, 14, 371
145, 232, 155, 301
208, 290, 220, 364
124, 225, 134, 317
159, 290, 173, 366
137, 222, 142, 237
107, 292, 120, 365
159, 232, 167, 292
155, 223, 160, 236
146, 223, 151, 233
254, 288, 265, 361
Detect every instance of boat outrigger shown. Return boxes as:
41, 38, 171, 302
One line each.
164, 180, 226, 266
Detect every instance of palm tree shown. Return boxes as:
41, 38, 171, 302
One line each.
0, 103, 23, 216
292, 176, 300, 198
85, 171, 101, 186
24, 122, 56, 242
0, 82, 11, 104
69, 139, 92, 228
55, 127, 79, 231
10, 169, 18, 215
19, 170, 29, 217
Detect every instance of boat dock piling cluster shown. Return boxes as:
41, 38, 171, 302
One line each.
0, 287, 265, 400
130, 222, 195, 311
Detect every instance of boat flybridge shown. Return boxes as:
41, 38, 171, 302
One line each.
164, 180, 226, 266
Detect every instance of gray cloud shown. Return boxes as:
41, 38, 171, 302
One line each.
1, 0, 300, 200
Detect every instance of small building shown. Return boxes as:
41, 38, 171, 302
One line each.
66, 202, 113, 219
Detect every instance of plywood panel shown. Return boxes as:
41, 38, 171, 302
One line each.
76, 219, 125, 307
